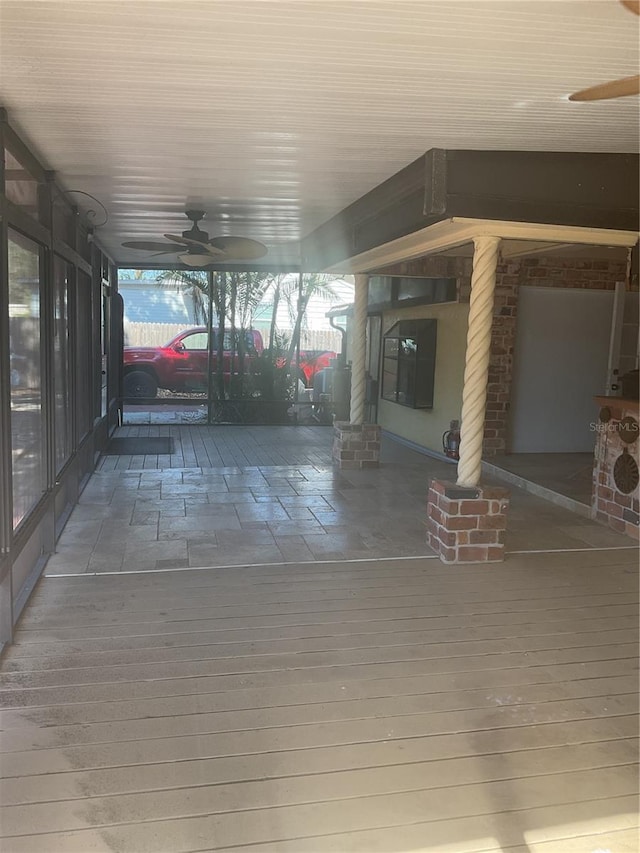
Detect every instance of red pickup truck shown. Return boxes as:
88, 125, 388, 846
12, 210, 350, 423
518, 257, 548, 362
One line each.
123, 327, 264, 398
123, 327, 337, 398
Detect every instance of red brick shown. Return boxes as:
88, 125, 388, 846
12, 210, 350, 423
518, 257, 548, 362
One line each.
439, 545, 457, 563
606, 501, 624, 519
456, 531, 470, 545
614, 493, 632, 508
440, 498, 460, 515
438, 529, 457, 548
469, 529, 499, 545
487, 546, 505, 561
428, 504, 444, 525
459, 500, 489, 515
478, 514, 506, 530
457, 545, 491, 562
446, 515, 478, 531
354, 451, 375, 460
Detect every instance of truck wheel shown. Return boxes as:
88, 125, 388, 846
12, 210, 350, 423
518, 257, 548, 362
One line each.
123, 371, 158, 398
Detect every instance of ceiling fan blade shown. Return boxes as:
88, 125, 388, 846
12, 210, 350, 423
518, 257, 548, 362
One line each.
569, 74, 640, 101
620, 1, 640, 15
179, 252, 227, 267
207, 236, 268, 260
121, 241, 179, 253
163, 233, 190, 246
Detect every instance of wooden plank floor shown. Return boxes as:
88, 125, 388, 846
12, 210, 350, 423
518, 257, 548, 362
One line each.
99, 425, 337, 471
1, 549, 638, 852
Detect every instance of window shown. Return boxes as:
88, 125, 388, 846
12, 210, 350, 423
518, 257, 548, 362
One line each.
368, 276, 456, 311
76, 272, 93, 440
4, 148, 41, 220
53, 256, 72, 472
8, 230, 45, 528
212, 330, 258, 352
181, 332, 208, 351
382, 320, 437, 409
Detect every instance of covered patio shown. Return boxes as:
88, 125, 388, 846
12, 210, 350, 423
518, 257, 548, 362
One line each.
0, 426, 637, 850
0, 2, 638, 848
41, 426, 635, 575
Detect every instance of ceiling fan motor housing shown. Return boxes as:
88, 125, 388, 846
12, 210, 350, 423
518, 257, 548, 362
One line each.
183, 210, 209, 242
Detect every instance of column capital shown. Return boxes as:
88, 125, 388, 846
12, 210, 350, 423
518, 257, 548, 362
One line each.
472, 234, 501, 251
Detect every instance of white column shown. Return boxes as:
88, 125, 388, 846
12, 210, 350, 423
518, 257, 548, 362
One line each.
349, 273, 368, 424
457, 235, 501, 487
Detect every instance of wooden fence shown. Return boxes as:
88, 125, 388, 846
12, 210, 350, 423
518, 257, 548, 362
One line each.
123, 322, 343, 353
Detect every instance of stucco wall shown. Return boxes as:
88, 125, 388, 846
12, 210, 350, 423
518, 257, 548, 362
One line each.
377, 301, 469, 454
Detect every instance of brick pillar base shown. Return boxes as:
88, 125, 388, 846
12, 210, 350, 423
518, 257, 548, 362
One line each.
427, 478, 510, 563
332, 422, 381, 469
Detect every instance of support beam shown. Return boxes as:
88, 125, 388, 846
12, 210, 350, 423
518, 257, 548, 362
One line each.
457, 235, 501, 488
349, 273, 368, 424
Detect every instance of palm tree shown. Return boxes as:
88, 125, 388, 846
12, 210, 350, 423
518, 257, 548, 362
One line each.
155, 269, 209, 324
281, 273, 342, 376
157, 269, 275, 400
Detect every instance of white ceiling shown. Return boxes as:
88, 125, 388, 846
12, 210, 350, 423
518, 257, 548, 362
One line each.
0, 0, 638, 267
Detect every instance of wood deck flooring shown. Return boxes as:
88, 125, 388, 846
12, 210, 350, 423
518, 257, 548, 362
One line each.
98, 425, 337, 471
1, 549, 638, 852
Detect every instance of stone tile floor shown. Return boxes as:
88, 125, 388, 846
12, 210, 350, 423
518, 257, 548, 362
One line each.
44, 427, 636, 575
487, 452, 594, 507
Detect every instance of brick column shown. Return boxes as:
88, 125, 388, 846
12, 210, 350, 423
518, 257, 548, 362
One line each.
592, 401, 639, 540
427, 479, 510, 563
332, 422, 380, 469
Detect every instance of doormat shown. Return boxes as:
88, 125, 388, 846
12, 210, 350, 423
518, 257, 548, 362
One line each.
104, 437, 174, 455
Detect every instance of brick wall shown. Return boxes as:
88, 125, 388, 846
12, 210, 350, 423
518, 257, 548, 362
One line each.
483, 262, 521, 456
592, 401, 639, 540
522, 257, 628, 290
374, 255, 473, 302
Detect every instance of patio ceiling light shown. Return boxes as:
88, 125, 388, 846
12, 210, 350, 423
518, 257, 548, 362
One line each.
179, 253, 215, 267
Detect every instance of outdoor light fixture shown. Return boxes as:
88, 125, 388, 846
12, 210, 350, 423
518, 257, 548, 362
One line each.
179, 253, 216, 267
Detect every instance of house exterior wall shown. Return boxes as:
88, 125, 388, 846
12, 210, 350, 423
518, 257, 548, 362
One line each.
368, 253, 634, 460
377, 301, 469, 453
370, 254, 471, 455
483, 255, 631, 456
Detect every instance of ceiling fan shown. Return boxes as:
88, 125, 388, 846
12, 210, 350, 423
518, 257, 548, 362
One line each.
569, 0, 639, 101
122, 210, 268, 266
